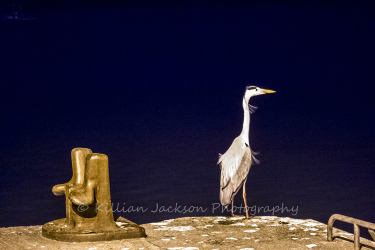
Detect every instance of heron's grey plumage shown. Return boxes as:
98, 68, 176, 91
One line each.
218, 86, 275, 217
218, 136, 252, 206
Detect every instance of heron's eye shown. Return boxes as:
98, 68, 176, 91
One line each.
247, 86, 256, 91
255, 89, 258, 91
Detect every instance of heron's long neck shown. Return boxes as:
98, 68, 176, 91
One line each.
240, 97, 250, 144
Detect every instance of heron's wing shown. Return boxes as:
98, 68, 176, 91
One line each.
220, 147, 252, 189
219, 137, 252, 205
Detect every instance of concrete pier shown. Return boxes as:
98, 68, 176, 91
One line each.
1, 216, 374, 249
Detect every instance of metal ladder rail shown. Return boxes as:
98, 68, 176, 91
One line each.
327, 214, 375, 250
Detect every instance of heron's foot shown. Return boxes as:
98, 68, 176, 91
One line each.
245, 215, 254, 220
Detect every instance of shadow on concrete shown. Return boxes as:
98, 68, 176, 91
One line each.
332, 236, 375, 250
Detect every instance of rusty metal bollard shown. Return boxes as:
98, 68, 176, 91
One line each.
42, 148, 145, 242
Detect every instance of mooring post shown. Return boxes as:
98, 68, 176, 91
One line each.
42, 148, 146, 242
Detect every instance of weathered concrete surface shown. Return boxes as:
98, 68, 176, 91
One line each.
1, 216, 375, 249
142, 216, 375, 249
0, 224, 159, 250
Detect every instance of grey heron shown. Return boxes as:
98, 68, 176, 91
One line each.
218, 86, 275, 218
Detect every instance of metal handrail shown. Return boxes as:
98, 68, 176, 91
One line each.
327, 214, 375, 250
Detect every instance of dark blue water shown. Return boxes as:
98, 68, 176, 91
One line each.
1, 0, 374, 239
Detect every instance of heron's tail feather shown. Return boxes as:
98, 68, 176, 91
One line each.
220, 187, 232, 206
220, 178, 246, 206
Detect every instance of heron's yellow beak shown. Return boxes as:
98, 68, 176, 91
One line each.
261, 89, 276, 94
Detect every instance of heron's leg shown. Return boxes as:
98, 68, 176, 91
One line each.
243, 180, 250, 219
231, 199, 234, 216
